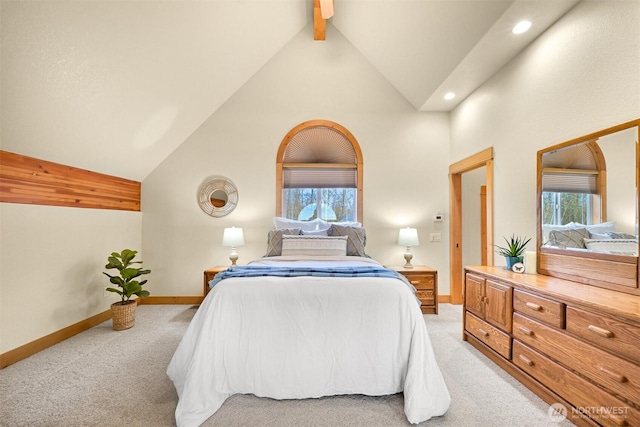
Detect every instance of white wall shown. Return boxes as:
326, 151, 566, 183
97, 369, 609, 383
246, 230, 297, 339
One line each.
0, 204, 141, 353
450, 0, 640, 262
142, 24, 452, 297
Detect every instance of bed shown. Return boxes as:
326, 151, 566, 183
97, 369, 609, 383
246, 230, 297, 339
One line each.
167, 222, 451, 427
543, 221, 638, 255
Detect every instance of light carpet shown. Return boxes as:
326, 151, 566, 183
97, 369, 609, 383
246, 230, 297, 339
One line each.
0, 304, 573, 426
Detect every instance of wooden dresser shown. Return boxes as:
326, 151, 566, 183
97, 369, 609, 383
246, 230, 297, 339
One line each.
387, 265, 438, 314
464, 266, 640, 426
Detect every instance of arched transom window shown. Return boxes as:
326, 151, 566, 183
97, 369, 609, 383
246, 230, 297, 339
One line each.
276, 120, 363, 223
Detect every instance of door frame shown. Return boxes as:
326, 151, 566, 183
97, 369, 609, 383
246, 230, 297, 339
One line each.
449, 147, 494, 304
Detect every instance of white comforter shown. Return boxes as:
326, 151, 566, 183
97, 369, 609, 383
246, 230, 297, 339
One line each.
167, 256, 450, 426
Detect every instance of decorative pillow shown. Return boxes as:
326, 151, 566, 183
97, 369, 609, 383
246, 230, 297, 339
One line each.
548, 228, 589, 248
302, 228, 330, 236
588, 231, 613, 240
608, 231, 636, 239
280, 235, 348, 256
265, 228, 301, 257
273, 217, 330, 232
583, 239, 638, 255
318, 219, 362, 229
328, 224, 366, 256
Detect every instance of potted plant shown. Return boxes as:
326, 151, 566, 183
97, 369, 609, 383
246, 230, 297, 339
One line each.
495, 234, 531, 269
103, 249, 151, 330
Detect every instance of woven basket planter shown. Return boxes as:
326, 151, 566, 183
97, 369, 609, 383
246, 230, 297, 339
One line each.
111, 300, 137, 330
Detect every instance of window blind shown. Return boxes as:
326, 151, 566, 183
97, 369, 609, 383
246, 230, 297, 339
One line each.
283, 168, 356, 188
542, 173, 597, 194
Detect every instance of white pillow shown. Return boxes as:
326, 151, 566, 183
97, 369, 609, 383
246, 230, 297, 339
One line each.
281, 235, 348, 256
273, 217, 331, 232
575, 221, 616, 234
318, 219, 362, 228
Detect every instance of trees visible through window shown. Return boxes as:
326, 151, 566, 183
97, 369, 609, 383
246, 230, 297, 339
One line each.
542, 192, 592, 225
282, 188, 356, 222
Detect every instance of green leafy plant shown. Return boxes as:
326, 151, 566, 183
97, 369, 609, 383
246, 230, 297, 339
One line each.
103, 249, 151, 304
494, 234, 531, 258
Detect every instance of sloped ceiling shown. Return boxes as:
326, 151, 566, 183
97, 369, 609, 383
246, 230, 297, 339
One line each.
1, 0, 578, 181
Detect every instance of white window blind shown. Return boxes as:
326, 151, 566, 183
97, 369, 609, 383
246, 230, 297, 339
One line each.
283, 168, 356, 188
542, 172, 597, 194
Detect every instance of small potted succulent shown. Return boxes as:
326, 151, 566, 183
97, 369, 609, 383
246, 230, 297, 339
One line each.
103, 249, 151, 330
495, 235, 531, 269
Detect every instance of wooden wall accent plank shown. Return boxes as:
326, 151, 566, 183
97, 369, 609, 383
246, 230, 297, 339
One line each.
0, 151, 140, 211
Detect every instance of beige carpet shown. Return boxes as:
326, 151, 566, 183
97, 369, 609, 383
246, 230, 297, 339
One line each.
0, 304, 573, 426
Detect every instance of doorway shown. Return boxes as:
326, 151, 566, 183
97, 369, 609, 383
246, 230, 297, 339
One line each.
449, 147, 494, 304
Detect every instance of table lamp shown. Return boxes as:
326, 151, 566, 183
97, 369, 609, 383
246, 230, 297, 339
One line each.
222, 226, 245, 265
398, 227, 419, 268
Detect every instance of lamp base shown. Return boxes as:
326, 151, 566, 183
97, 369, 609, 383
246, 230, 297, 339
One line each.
229, 248, 239, 266
403, 251, 413, 268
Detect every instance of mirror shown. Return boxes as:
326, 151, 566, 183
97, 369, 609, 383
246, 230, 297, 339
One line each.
537, 118, 639, 294
210, 189, 228, 208
197, 176, 238, 217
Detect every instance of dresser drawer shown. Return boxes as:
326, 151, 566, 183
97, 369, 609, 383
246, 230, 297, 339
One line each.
403, 274, 435, 290
513, 340, 640, 427
465, 312, 511, 359
566, 306, 640, 365
514, 313, 640, 406
514, 289, 565, 328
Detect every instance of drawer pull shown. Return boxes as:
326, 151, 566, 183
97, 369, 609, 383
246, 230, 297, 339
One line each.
588, 324, 614, 338
410, 281, 420, 285
518, 355, 534, 366
599, 366, 628, 383
525, 302, 542, 311
518, 326, 534, 336
478, 328, 489, 337
600, 407, 627, 426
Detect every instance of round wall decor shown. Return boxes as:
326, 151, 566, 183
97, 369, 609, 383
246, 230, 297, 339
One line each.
197, 175, 238, 217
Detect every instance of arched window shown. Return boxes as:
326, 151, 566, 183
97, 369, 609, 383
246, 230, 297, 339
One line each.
276, 120, 363, 223
541, 139, 606, 226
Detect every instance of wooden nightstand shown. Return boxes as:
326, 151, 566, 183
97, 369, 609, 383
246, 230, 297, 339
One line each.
386, 265, 438, 314
204, 266, 228, 297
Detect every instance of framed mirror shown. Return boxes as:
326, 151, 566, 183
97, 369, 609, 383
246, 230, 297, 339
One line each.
536, 118, 639, 294
197, 175, 238, 218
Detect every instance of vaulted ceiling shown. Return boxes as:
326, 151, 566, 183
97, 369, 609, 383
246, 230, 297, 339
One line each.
1, 1, 578, 181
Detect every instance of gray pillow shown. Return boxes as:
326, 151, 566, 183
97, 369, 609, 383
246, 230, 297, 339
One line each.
548, 228, 589, 248
328, 224, 366, 256
265, 228, 301, 256
608, 231, 636, 239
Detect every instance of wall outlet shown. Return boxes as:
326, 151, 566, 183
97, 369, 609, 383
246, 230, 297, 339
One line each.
430, 233, 442, 242
433, 213, 444, 222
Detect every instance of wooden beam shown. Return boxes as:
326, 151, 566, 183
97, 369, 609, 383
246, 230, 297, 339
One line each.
0, 150, 141, 211
314, 0, 326, 40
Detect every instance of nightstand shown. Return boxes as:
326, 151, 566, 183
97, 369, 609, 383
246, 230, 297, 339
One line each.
204, 266, 228, 297
386, 265, 438, 314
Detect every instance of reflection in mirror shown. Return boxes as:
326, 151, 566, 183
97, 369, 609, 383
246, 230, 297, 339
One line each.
210, 189, 228, 208
537, 118, 639, 293
197, 176, 238, 218
540, 125, 637, 256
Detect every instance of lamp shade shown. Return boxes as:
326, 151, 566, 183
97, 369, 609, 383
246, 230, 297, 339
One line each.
397, 227, 419, 247
222, 227, 245, 247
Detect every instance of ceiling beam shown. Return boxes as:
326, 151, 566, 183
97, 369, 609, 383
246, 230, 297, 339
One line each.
313, 0, 326, 41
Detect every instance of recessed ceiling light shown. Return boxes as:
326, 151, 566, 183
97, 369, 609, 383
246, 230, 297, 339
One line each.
512, 20, 532, 35
444, 92, 456, 100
